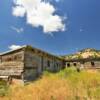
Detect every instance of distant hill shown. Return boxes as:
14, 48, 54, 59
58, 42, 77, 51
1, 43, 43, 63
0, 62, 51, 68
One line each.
62, 48, 100, 60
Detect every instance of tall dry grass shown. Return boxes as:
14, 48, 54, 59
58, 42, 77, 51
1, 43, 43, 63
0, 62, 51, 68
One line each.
0, 67, 100, 100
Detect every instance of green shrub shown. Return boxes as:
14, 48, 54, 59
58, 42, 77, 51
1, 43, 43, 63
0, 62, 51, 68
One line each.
58, 66, 78, 78
0, 80, 9, 97
43, 71, 52, 77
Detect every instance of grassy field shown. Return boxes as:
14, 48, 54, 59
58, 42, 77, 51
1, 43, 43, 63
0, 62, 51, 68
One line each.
0, 67, 100, 100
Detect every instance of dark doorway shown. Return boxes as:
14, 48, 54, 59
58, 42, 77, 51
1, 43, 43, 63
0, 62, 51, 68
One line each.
73, 63, 77, 66
67, 63, 70, 67
41, 56, 44, 71
91, 62, 95, 67
47, 60, 50, 67
81, 61, 85, 64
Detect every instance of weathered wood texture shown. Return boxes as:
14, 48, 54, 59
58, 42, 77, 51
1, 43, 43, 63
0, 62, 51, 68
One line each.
66, 60, 100, 69
0, 45, 64, 81
0, 50, 24, 76
24, 49, 63, 72
23, 48, 64, 80
83, 61, 100, 69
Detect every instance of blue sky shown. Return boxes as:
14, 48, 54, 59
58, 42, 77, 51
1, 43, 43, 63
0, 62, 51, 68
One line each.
0, 0, 100, 55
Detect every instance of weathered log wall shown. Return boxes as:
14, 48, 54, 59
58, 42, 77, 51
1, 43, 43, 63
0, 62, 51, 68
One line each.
0, 50, 24, 76
23, 48, 64, 80
24, 50, 42, 80
83, 61, 100, 69
0, 46, 64, 81
43, 57, 63, 72
66, 60, 100, 69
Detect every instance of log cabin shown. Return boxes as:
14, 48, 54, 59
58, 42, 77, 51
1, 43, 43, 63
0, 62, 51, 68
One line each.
65, 58, 100, 70
0, 45, 65, 82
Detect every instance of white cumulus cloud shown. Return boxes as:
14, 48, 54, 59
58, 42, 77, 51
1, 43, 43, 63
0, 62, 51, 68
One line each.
9, 45, 22, 50
12, 0, 65, 33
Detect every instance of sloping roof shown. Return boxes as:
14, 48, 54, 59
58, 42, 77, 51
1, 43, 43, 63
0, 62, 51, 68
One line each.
65, 57, 100, 62
0, 45, 27, 56
0, 45, 64, 60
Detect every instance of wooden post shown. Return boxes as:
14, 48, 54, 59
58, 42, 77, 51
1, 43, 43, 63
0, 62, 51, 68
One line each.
21, 72, 24, 82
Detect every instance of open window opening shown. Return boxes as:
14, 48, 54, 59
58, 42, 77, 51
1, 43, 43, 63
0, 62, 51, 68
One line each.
91, 62, 95, 67
67, 63, 70, 67
47, 60, 50, 67
73, 63, 77, 66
